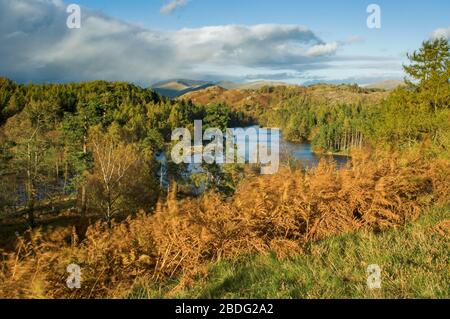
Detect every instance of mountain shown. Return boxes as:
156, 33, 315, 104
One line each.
217, 80, 295, 90
151, 79, 214, 98
152, 79, 297, 97
364, 80, 405, 91
179, 83, 389, 121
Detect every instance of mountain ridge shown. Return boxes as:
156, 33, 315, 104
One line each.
152, 78, 404, 98
151, 79, 296, 98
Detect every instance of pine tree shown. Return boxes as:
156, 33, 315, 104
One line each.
404, 38, 450, 112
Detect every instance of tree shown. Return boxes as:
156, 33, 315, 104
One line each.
204, 103, 231, 131
11, 114, 49, 227
0, 138, 15, 212
87, 125, 158, 226
61, 102, 103, 218
404, 38, 450, 112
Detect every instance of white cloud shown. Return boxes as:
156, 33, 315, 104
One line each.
172, 24, 326, 65
430, 27, 450, 40
306, 42, 338, 57
343, 36, 365, 45
0, 0, 397, 85
160, 0, 188, 15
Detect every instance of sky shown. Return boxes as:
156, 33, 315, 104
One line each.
0, 0, 449, 86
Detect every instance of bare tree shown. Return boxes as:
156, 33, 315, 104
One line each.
88, 127, 140, 226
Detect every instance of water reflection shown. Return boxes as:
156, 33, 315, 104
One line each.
281, 141, 349, 169
156, 126, 350, 189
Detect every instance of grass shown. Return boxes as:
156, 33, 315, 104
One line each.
1, 159, 447, 299
130, 205, 449, 299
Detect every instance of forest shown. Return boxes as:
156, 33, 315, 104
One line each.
244, 40, 449, 155
180, 40, 449, 156
0, 39, 449, 298
0, 79, 253, 229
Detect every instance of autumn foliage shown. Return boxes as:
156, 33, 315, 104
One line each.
1, 155, 448, 298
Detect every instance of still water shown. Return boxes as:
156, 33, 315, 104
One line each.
280, 140, 349, 169
157, 126, 350, 188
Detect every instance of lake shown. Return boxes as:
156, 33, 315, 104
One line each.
157, 126, 350, 189
280, 139, 350, 169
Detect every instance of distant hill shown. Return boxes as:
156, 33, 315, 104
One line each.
217, 80, 296, 90
179, 83, 389, 121
153, 78, 400, 98
364, 80, 405, 91
152, 79, 297, 97
151, 79, 214, 98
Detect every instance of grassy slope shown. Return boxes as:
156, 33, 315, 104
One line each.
179, 84, 388, 110
131, 205, 449, 299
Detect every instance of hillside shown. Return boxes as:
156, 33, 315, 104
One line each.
152, 79, 299, 97
365, 79, 405, 90
151, 79, 214, 98
217, 80, 296, 90
179, 83, 389, 116
152, 78, 391, 99
1, 38, 449, 299
132, 205, 450, 299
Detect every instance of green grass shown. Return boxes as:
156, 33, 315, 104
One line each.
129, 205, 449, 299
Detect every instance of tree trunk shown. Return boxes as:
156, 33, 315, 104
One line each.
106, 187, 112, 228
79, 122, 88, 218
26, 198, 35, 228
63, 160, 68, 190
26, 142, 36, 228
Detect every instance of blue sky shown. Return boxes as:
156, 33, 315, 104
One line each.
73, 0, 449, 51
0, 0, 449, 85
